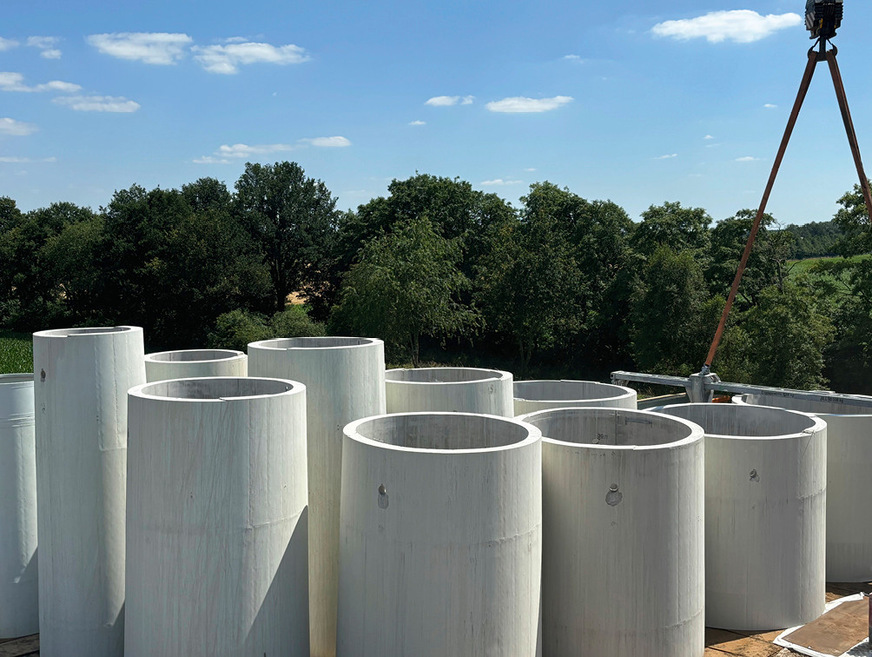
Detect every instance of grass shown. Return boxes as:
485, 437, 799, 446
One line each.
0, 329, 33, 374
789, 254, 870, 275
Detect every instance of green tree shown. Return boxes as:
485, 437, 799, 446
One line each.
338, 174, 517, 278
629, 246, 722, 375
2, 202, 97, 329
833, 182, 872, 255
475, 211, 580, 374
630, 201, 712, 257
717, 281, 834, 389
235, 161, 339, 312
706, 209, 795, 305
95, 180, 269, 348
331, 217, 477, 365
519, 182, 634, 368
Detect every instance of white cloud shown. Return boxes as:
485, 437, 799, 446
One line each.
0, 72, 82, 93
524, 167, 537, 172
53, 95, 140, 112
193, 156, 231, 164
301, 136, 351, 148
563, 54, 583, 61
27, 36, 62, 59
192, 41, 309, 74
704, 134, 714, 140
486, 96, 573, 113
87, 32, 192, 65
217, 143, 295, 158
764, 103, 778, 109
0, 118, 37, 136
651, 10, 801, 44
735, 156, 758, 162
0, 38, 18, 52
426, 95, 461, 107
409, 120, 426, 126
461, 95, 474, 105
654, 153, 678, 160
0, 156, 56, 163
481, 178, 522, 186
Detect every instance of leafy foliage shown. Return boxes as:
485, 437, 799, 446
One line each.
235, 162, 339, 312
331, 217, 477, 365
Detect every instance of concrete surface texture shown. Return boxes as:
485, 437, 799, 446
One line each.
513, 379, 638, 415
0, 374, 38, 640
125, 377, 309, 657
657, 402, 828, 631
247, 336, 385, 657
337, 412, 542, 657
144, 348, 247, 382
520, 407, 705, 657
385, 366, 513, 416
735, 392, 872, 582
32, 326, 146, 657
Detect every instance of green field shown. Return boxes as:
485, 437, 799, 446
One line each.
788, 254, 870, 275
0, 330, 33, 374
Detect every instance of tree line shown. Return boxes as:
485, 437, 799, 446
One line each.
1, 161, 870, 392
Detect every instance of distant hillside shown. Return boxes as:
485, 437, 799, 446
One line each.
782, 220, 844, 259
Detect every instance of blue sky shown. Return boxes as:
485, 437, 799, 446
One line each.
2, 0, 871, 225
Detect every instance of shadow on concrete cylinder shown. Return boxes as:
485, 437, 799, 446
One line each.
144, 348, 247, 382
656, 402, 827, 631
33, 325, 146, 657
513, 379, 638, 416
247, 336, 385, 657
0, 374, 38, 639
735, 391, 872, 582
125, 377, 309, 657
520, 407, 704, 657
385, 367, 513, 416
337, 412, 542, 657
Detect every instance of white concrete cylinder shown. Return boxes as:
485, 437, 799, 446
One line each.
125, 377, 309, 657
33, 326, 146, 657
520, 407, 704, 657
144, 348, 247, 382
247, 337, 385, 657
735, 392, 872, 582
385, 367, 513, 416
0, 374, 38, 639
513, 379, 637, 415
337, 412, 542, 657
656, 403, 827, 630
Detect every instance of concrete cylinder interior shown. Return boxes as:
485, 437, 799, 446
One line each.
385, 367, 513, 417
656, 402, 827, 630
144, 348, 247, 382
337, 412, 542, 657
513, 379, 637, 415
247, 336, 385, 657
735, 391, 872, 582
0, 374, 38, 639
33, 326, 146, 657
520, 407, 704, 657
125, 377, 309, 657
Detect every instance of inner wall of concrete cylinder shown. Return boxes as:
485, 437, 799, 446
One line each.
141, 378, 294, 400
259, 337, 374, 349
662, 403, 815, 436
0, 373, 33, 384
386, 367, 504, 384
524, 409, 692, 447
147, 349, 240, 363
514, 380, 628, 401
43, 326, 132, 337
742, 392, 872, 417
354, 414, 530, 450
